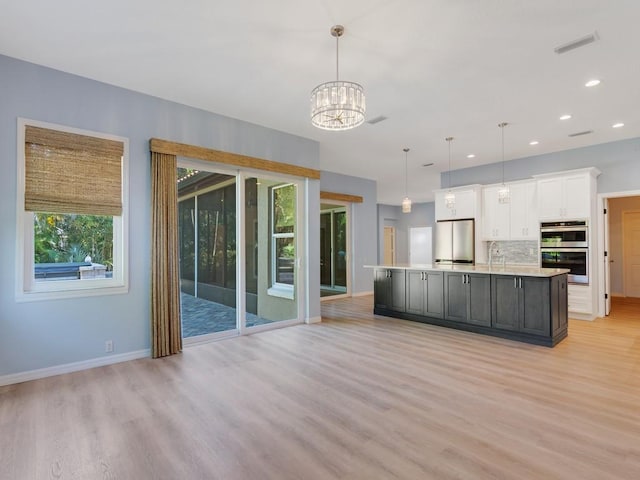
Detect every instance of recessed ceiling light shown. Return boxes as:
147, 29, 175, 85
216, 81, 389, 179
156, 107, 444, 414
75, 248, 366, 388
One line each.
585, 79, 601, 87
466, 154, 475, 159
529, 140, 539, 145
560, 114, 572, 120
612, 122, 625, 128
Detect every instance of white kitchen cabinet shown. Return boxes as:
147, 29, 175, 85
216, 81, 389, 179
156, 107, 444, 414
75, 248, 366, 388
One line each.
434, 186, 481, 220
536, 171, 595, 220
509, 181, 538, 240
481, 181, 537, 241
568, 284, 592, 314
481, 186, 510, 240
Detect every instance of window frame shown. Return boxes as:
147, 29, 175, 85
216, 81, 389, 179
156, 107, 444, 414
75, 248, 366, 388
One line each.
269, 183, 296, 297
15, 118, 129, 302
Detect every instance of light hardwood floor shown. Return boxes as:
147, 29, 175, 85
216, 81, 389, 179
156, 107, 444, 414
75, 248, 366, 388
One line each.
1, 296, 639, 479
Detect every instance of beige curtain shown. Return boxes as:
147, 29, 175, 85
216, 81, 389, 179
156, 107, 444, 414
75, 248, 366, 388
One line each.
150, 151, 182, 358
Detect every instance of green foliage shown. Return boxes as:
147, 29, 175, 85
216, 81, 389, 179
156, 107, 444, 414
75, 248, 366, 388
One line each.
33, 213, 114, 268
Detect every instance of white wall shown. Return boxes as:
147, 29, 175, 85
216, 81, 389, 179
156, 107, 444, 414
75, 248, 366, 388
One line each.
377, 202, 436, 264
0, 54, 322, 379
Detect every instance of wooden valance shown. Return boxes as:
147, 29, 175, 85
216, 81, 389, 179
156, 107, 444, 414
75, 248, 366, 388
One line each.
150, 138, 321, 180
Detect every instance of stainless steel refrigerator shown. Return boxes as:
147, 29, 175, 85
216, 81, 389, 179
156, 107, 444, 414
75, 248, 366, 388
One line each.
434, 219, 475, 264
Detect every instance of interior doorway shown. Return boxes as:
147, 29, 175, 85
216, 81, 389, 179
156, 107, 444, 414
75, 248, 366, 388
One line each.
320, 203, 349, 298
383, 226, 396, 265
622, 210, 640, 298
599, 192, 640, 317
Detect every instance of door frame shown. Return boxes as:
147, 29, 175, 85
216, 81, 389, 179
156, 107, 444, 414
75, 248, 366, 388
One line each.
320, 200, 352, 301
178, 158, 307, 345
597, 189, 640, 317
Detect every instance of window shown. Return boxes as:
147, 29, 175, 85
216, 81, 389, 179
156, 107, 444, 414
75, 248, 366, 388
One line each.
271, 183, 296, 290
16, 119, 128, 300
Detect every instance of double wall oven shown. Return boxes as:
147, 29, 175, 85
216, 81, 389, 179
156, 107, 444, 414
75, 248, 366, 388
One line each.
540, 221, 589, 284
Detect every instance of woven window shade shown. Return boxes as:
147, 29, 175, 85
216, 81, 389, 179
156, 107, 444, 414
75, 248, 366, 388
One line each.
24, 125, 124, 216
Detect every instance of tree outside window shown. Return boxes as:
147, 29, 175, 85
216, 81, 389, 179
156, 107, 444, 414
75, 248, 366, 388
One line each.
272, 184, 296, 286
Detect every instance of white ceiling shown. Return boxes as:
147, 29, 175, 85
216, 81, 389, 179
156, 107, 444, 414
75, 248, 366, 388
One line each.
2, 1, 639, 204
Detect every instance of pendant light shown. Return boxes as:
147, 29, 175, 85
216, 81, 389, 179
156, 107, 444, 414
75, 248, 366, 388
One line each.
497, 122, 510, 204
444, 137, 455, 209
310, 25, 366, 131
402, 148, 412, 213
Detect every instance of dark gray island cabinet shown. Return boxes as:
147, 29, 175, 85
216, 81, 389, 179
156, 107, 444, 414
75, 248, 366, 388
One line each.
371, 266, 568, 347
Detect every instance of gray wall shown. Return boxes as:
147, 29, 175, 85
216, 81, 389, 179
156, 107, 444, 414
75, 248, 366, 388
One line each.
0, 54, 322, 378
443, 137, 640, 193
320, 171, 377, 294
377, 202, 436, 264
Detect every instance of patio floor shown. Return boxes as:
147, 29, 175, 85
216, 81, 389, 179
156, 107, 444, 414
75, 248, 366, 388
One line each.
180, 292, 273, 337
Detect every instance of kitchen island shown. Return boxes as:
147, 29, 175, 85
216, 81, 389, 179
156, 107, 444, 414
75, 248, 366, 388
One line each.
367, 264, 569, 347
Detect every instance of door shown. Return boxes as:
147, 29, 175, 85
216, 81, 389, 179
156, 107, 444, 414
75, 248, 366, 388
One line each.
623, 211, 640, 298
492, 275, 519, 331
409, 227, 432, 265
604, 198, 611, 315
453, 219, 474, 263
520, 277, 550, 336
444, 272, 467, 321
244, 177, 300, 329
467, 274, 492, 327
320, 206, 348, 295
406, 270, 425, 315
320, 212, 331, 285
384, 226, 396, 265
178, 169, 238, 338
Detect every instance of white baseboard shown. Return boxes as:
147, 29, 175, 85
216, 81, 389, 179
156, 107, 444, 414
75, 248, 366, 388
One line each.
0, 349, 150, 387
306, 316, 322, 324
352, 290, 373, 297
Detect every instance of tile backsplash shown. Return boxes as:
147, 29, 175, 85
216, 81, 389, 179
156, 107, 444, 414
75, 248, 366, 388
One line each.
485, 240, 538, 265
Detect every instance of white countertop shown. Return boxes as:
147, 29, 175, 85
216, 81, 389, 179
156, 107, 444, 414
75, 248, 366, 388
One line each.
364, 263, 570, 278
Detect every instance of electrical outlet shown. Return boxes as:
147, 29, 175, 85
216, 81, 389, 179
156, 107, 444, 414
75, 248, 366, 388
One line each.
105, 340, 113, 353
529, 248, 535, 255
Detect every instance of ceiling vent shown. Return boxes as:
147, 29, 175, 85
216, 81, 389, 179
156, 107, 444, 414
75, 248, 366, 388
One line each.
568, 130, 593, 137
366, 115, 388, 125
554, 32, 599, 54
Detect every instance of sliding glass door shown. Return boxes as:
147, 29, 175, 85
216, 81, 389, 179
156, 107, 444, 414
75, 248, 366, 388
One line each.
320, 205, 348, 297
178, 170, 237, 338
177, 164, 303, 341
244, 177, 298, 329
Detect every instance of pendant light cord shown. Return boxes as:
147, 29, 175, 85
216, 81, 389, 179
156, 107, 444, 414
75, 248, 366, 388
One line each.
335, 32, 339, 81
404, 148, 409, 197
499, 122, 508, 185
446, 137, 453, 190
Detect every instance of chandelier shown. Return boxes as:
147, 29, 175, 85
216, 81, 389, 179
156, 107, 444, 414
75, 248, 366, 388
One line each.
311, 25, 366, 131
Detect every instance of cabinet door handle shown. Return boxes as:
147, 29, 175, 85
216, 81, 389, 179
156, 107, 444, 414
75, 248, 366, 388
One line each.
421, 272, 424, 281
519, 278, 523, 288
514, 277, 517, 289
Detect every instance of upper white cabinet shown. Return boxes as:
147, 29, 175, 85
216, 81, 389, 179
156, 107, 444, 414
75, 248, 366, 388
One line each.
535, 169, 600, 221
434, 186, 481, 221
481, 186, 510, 240
481, 180, 537, 241
509, 181, 538, 240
